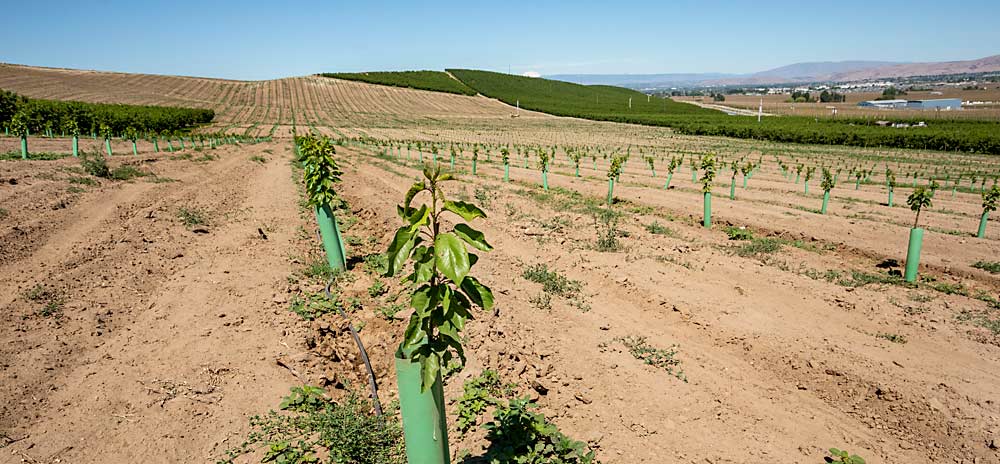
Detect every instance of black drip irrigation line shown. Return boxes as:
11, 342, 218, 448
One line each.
324, 278, 383, 416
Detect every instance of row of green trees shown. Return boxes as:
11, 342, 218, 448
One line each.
1, 89, 214, 137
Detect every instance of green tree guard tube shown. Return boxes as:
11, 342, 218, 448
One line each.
607, 178, 615, 205
575, 165, 580, 177
395, 354, 450, 464
72, 135, 79, 157
167, 140, 174, 152
132, 141, 138, 156
153, 137, 159, 153
703, 192, 712, 228
743, 176, 748, 189
450, 154, 455, 170
888, 189, 894, 207
804, 182, 809, 194
663, 172, 673, 189
795, 173, 800, 184
904, 227, 924, 283
692, 170, 697, 183
432, 152, 437, 166
729, 178, 736, 200
822, 191, 830, 214
978, 212, 989, 238
855, 179, 860, 190
472, 158, 477, 175
314, 204, 347, 271
179, 138, 185, 149
504, 163, 509, 182
105, 138, 113, 157
20, 137, 28, 160
542, 170, 549, 191
419, 151, 424, 164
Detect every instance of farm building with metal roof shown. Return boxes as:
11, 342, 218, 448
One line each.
857, 98, 962, 110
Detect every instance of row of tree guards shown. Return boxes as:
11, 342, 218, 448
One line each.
368, 140, 998, 288
5, 125, 267, 159
300, 135, 496, 463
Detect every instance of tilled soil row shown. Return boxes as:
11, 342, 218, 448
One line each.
344, 148, 1000, 464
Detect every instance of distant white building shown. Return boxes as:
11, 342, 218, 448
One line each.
858, 99, 908, 109
857, 98, 962, 110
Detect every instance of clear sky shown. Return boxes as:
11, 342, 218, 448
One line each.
3, 0, 998, 81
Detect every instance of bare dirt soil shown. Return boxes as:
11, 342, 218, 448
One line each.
2, 141, 999, 464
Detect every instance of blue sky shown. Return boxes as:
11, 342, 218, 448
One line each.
3, 0, 998, 80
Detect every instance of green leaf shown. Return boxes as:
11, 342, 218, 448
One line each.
404, 181, 425, 211
443, 200, 487, 222
420, 353, 440, 392
410, 245, 435, 283
434, 232, 470, 283
453, 223, 492, 251
410, 284, 437, 317
384, 226, 416, 277
460, 276, 494, 311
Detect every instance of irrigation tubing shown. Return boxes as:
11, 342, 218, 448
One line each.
324, 277, 384, 416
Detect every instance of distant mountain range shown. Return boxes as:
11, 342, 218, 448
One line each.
547, 55, 1000, 89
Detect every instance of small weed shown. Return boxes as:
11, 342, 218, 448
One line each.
616, 335, 686, 382
289, 292, 338, 321
723, 226, 754, 240
474, 186, 492, 208
24, 285, 64, 318
926, 281, 968, 296
530, 292, 552, 311
836, 270, 904, 288
594, 208, 622, 252
80, 153, 111, 178
735, 237, 783, 257
249, 155, 268, 164
972, 261, 1000, 274
194, 154, 216, 162
300, 257, 334, 281
827, 447, 866, 464
220, 387, 404, 464
67, 186, 85, 194
645, 221, 674, 236
177, 207, 208, 227
376, 303, 405, 321
0, 208, 7, 219
522, 263, 581, 298
876, 333, 908, 344
110, 165, 149, 181
367, 280, 387, 298
148, 176, 177, 183
362, 253, 388, 275
68, 176, 98, 186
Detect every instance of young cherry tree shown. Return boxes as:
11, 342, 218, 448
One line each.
821, 167, 835, 214
740, 160, 754, 188
728, 158, 740, 200
61, 119, 81, 157
700, 153, 718, 228
663, 155, 682, 189
978, 184, 1000, 238
885, 167, 897, 207
570, 150, 584, 177
100, 124, 114, 157
10, 111, 29, 159
298, 135, 347, 271
501, 147, 510, 182
903, 182, 937, 282
607, 156, 624, 205
471, 148, 479, 175
803, 166, 816, 194
125, 127, 139, 156
384, 165, 494, 463
645, 155, 656, 177
538, 149, 551, 191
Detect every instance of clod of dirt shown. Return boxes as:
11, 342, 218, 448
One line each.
191, 228, 210, 234
530, 379, 549, 395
